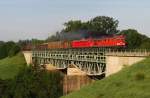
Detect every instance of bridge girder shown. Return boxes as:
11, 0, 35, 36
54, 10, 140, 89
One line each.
32, 48, 106, 75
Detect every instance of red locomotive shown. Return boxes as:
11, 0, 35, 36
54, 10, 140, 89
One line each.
35, 34, 126, 49
72, 35, 125, 48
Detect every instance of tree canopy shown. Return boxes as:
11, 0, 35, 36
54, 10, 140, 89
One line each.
63, 20, 82, 32
120, 29, 150, 49
88, 16, 119, 34
0, 41, 21, 59
63, 16, 119, 34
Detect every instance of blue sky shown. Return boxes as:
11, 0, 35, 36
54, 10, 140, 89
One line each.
0, 0, 150, 41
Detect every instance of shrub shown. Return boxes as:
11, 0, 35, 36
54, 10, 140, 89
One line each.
134, 72, 145, 81
115, 81, 123, 87
0, 66, 64, 98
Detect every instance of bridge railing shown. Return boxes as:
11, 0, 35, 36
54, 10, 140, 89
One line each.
106, 49, 150, 57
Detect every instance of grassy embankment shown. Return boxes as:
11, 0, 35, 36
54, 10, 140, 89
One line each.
0, 53, 26, 80
62, 57, 150, 98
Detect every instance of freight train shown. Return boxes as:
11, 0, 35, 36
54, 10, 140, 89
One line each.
35, 34, 126, 50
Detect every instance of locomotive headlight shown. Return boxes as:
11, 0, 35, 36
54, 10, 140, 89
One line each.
117, 42, 125, 46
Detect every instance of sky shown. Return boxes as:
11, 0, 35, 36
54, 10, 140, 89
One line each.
0, 0, 150, 41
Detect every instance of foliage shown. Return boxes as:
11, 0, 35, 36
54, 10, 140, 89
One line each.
0, 41, 21, 59
134, 71, 145, 81
139, 39, 150, 49
0, 53, 64, 98
0, 66, 64, 98
62, 58, 150, 98
63, 20, 82, 32
0, 43, 7, 59
120, 29, 150, 49
8, 45, 21, 57
63, 16, 119, 34
47, 16, 119, 41
88, 16, 119, 34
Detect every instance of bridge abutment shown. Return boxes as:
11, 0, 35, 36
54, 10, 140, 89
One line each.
106, 56, 145, 77
22, 51, 32, 65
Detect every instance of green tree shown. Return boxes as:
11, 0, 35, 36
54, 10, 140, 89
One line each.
63, 16, 119, 35
8, 45, 21, 57
0, 43, 7, 59
5, 41, 16, 53
0, 41, 21, 59
63, 20, 82, 32
120, 29, 148, 49
0, 41, 15, 59
139, 38, 150, 49
88, 16, 119, 34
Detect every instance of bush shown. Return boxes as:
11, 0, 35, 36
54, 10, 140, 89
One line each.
134, 72, 145, 81
0, 66, 64, 98
115, 81, 123, 87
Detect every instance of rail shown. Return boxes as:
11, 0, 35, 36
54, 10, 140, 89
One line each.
106, 49, 150, 57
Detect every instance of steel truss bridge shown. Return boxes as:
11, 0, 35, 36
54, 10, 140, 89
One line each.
32, 48, 150, 76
